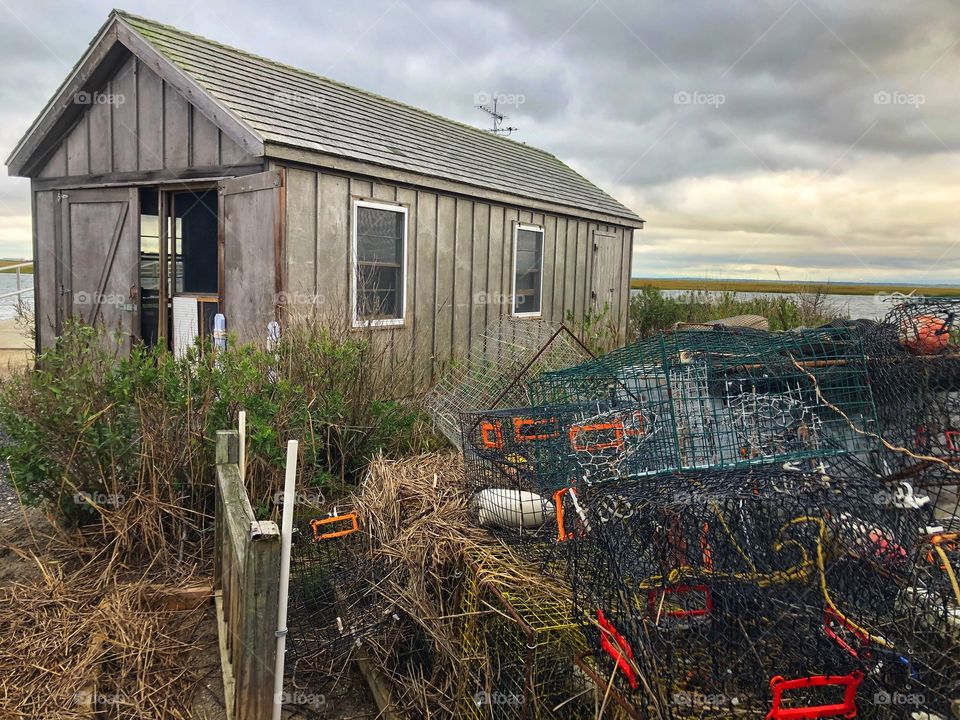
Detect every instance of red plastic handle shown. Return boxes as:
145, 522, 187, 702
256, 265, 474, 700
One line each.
767, 672, 863, 720
823, 607, 870, 660
596, 610, 637, 690
647, 584, 713, 619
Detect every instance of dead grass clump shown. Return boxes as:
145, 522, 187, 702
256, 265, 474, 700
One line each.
0, 552, 215, 719
341, 452, 575, 716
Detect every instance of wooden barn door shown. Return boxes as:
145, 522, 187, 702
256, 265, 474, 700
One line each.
57, 187, 138, 352
590, 232, 621, 311
219, 169, 283, 345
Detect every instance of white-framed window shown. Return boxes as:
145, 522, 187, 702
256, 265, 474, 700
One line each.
352, 200, 407, 327
511, 223, 544, 316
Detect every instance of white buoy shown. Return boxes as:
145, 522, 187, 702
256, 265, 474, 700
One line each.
475, 489, 554, 530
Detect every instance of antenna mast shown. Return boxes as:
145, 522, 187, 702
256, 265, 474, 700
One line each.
476, 97, 518, 136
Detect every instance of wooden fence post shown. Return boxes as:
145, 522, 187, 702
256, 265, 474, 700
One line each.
214, 428, 281, 720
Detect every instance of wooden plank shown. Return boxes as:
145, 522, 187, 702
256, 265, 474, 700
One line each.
316, 172, 350, 318
31, 164, 263, 192
350, 177, 373, 199
88, 83, 113, 175
396, 185, 417, 386
221, 170, 281, 343
33, 190, 58, 351
470, 203, 489, 354
563, 218, 578, 323
502, 207, 519, 316
65, 116, 89, 176
220, 130, 255, 167
237, 522, 279, 720
433, 195, 456, 370
452, 198, 472, 359
38, 145, 66, 178
163, 82, 190, 169
486, 204, 505, 323
283, 167, 318, 308
541, 214, 557, 323
137, 62, 164, 171
573, 220, 589, 324
355, 654, 402, 720
111, 55, 138, 172
552, 217, 566, 322
413, 190, 437, 386
620, 227, 634, 337
372, 182, 395, 202
191, 106, 220, 166
214, 591, 237, 720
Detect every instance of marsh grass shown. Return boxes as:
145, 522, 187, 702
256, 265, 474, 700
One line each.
629, 285, 845, 337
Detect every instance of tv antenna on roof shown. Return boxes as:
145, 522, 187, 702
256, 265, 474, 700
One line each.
476, 97, 518, 136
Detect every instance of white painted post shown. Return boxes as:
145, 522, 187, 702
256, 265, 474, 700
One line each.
272, 439, 298, 720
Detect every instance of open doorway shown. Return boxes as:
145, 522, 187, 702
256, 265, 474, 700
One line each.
139, 186, 221, 352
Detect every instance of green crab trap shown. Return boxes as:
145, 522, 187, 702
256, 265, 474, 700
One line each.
528, 327, 879, 479
561, 457, 960, 719
866, 298, 960, 523
284, 512, 399, 673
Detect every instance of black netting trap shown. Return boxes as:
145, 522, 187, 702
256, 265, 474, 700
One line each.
285, 512, 400, 674
867, 298, 960, 525
529, 327, 879, 478
562, 457, 960, 719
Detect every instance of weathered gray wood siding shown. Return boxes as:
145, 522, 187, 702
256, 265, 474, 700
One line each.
35, 53, 258, 180
279, 162, 633, 388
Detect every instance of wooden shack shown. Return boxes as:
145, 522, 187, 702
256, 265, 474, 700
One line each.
6, 10, 643, 379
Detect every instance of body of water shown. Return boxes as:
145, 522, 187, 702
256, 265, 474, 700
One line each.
0, 273, 34, 321
649, 288, 887, 321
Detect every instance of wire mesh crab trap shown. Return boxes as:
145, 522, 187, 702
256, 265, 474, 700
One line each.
867, 298, 960, 524
528, 327, 879, 480
456, 545, 596, 720
561, 457, 960, 719
284, 511, 399, 674
425, 316, 591, 449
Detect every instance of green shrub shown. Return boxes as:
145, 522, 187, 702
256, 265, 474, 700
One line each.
0, 317, 442, 566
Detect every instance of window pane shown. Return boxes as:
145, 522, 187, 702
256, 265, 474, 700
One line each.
357, 206, 402, 263
358, 265, 400, 318
355, 205, 405, 322
514, 228, 542, 314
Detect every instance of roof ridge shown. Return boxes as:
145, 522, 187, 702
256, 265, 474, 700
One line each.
112, 8, 560, 161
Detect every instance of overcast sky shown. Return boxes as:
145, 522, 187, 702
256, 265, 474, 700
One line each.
1, 0, 958, 283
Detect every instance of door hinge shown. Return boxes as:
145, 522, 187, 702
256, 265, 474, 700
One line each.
57, 191, 69, 202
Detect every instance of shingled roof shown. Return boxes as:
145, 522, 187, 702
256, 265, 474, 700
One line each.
8, 10, 642, 226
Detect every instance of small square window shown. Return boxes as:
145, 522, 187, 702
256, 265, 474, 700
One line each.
353, 201, 407, 326
512, 224, 543, 316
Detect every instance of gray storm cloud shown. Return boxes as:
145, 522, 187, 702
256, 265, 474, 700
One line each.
1, 0, 958, 281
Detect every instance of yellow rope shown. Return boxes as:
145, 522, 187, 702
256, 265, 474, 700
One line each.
932, 543, 960, 607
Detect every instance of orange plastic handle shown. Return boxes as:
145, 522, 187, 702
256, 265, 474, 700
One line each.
310, 513, 359, 541
569, 420, 625, 452
480, 420, 504, 449
553, 487, 574, 542
512, 416, 559, 443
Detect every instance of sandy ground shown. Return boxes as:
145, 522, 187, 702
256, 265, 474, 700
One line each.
0, 318, 32, 377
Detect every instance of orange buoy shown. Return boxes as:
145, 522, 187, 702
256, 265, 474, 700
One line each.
900, 315, 949, 354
